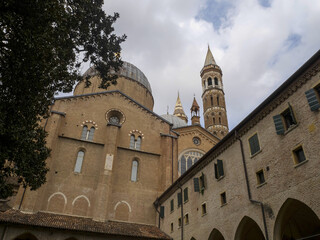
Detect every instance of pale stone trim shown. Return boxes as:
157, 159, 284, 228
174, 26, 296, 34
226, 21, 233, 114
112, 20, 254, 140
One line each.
48, 192, 67, 205
72, 195, 91, 207
114, 201, 132, 212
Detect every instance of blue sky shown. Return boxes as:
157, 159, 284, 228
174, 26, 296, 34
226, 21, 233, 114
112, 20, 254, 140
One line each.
100, 0, 320, 130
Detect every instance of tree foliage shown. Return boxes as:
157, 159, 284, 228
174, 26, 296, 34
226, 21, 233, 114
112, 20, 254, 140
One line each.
0, 0, 126, 198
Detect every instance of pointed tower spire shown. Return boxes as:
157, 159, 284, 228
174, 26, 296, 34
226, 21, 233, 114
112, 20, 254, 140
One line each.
191, 96, 200, 125
204, 45, 216, 66
201, 46, 229, 139
173, 92, 188, 123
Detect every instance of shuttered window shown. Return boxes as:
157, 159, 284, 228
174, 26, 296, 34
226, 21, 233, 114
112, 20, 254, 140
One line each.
273, 115, 285, 135
160, 206, 164, 218
273, 104, 297, 135
193, 178, 200, 192
170, 199, 174, 212
305, 86, 320, 111
248, 133, 260, 156
214, 159, 224, 179
177, 192, 182, 207
183, 188, 188, 202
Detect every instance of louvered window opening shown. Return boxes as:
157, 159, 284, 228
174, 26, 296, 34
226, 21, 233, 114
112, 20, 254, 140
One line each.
249, 133, 260, 156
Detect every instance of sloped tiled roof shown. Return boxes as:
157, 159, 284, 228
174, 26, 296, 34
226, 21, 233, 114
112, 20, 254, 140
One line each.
0, 210, 172, 239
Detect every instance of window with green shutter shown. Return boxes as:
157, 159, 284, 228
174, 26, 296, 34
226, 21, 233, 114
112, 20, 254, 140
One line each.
183, 188, 188, 202
305, 84, 320, 111
170, 199, 174, 212
273, 104, 297, 135
177, 192, 182, 207
193, 178, 200, 192
214, 159, 224, 179
248, 133, 260, 156
160, 206, 164, 218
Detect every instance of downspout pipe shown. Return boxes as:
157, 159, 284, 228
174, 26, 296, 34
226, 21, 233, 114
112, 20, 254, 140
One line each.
177, 182, 184, 240
153, 198, 161, 228
236, 132, 269, 240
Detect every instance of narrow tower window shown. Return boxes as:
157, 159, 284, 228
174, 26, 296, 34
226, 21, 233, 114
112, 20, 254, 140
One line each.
130, 135, 135, 149
211, 96, 213, 106
208, 77, 212, 86
214, 77, 219, 85
81, 125, 95, 141
74, 151, 85, 173
217, 96, 220, 106
213, 118, 215, 124
81, 126, 88, 140
131, 160, 139, 182
136, 136, 142, 150
219, 117, 221, 124
88, 127, 95, 141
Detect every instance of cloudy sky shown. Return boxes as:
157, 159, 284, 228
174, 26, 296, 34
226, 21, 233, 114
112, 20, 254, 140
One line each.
101, 0, 320, 130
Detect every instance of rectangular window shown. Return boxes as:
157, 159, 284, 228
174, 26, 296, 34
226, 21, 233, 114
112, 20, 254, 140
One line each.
171, 223, 173, 232
305, 83, 320, 111
160, 206, 164, 218
293, 146, 306, 164
199, 173, 205, 192
193, 178, 200, 192
183, 188, 188, 202
177, 192, 182, 208
273, 104, 297, 135
178, 218, 182, 228
214, 159, 224, 179
256, 170, 265, 185
170, 199, 174, 212
248, 133, 260, 156
184, 214, 189, 225
201, 203, 207, 215
220, 192, 227, 205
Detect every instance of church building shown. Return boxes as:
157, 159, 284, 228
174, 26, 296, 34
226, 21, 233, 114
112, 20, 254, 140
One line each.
1, 48, 320, 240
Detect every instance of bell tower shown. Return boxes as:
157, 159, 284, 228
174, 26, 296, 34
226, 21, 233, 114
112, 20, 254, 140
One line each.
201, 46, 228, 139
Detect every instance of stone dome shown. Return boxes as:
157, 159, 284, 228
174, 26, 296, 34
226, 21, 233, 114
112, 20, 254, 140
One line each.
83, 61, 152, 94
161, 114, 188, 128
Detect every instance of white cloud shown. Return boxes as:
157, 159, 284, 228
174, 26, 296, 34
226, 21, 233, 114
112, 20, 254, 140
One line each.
100, 0, 320, 130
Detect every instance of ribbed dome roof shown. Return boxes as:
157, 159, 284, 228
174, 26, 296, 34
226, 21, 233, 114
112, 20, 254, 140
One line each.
83, 61, 152, 93
161, 114, 188, 128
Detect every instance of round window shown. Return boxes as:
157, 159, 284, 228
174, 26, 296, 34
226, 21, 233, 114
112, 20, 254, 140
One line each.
192, 137, 201, 145
109, 116, 120, 125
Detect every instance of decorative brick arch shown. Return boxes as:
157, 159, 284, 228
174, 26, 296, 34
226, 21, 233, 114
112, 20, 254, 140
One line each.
72, 195, 91, 217
114, 201, 131, 221
273, 198, 320, 240
234, 216, 265, 240
47, 192, 67, 213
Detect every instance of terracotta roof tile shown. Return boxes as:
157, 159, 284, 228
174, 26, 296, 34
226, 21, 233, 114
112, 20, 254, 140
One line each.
0, 210, 171, 239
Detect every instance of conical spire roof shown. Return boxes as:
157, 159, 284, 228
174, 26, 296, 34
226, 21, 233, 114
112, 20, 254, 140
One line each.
191, 96, 199, 109
204, 45, 216, 66
173, 93, 188, 122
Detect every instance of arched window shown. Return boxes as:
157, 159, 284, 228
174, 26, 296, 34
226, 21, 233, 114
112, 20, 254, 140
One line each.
208, 77, 212, 86
179, 151, 204, 175
129, 135, 142, 150
131, 160, 139, 182
74, 151, 84, 173
211, 96, 213, 106
88, 127, 95, 141
217, 96, 220, 106
214, 77, 219, 85
81, 126, 88, 140
136, 136, 142, 150
130, 135, 135, 149
81, 125, 94, 141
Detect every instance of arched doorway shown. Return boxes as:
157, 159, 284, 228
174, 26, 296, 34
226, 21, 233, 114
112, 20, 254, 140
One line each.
234, 216, 265, 240
14, 233, 38, 240
208, 228, 225, 240
274, 198, 320, 240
